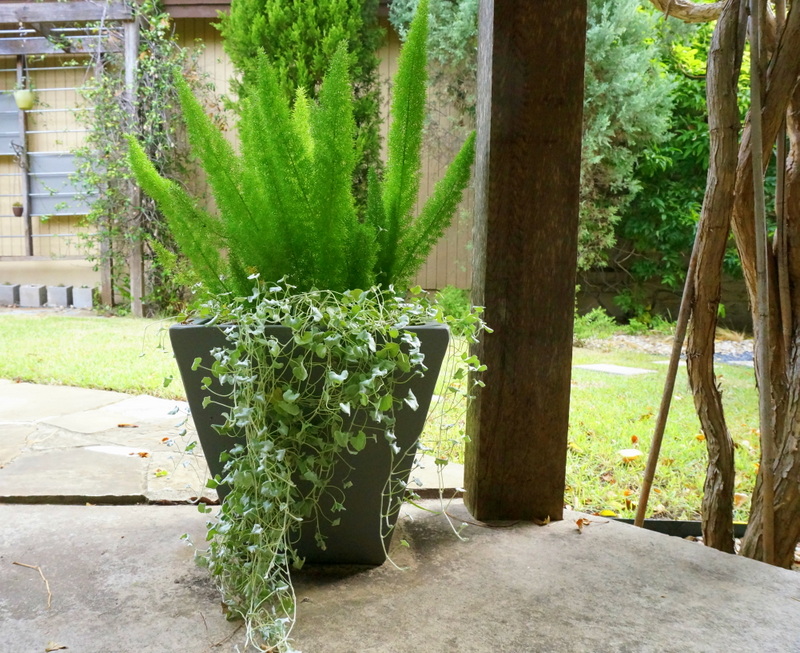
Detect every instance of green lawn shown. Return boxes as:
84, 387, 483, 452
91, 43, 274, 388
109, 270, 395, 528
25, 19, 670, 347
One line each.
0, 313, 183, 400
0, 312, 760, 521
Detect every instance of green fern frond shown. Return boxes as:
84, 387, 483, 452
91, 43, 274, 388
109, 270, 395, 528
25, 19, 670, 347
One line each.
291, 88, 314, 159
375, 0, 429, 282
175, 80, 250, 233
394, 131, 476, 285
309, 43, 360, 291
129, 0, 470, 297
127, 136, 229, 295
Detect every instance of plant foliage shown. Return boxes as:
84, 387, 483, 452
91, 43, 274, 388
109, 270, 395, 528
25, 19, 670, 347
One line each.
73, 0, 218, 314
615, 20, 763, 311
192, 282, 486, 649
129, 0, 475, 297
390, 0, 674, 270
216, 0, 384, 211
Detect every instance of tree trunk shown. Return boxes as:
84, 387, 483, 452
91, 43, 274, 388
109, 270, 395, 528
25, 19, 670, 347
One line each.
653, 0, 800, 566
740, 80, 800, 568
686, 0, 743, 553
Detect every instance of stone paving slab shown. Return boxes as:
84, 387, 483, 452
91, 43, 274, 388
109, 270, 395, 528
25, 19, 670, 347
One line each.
0, 448, 145, 503
0, 424, 34, 466
293, 502, 800, 653
0, 504, 245, 653
0, 383, 128, 423
0, 382, 459, 504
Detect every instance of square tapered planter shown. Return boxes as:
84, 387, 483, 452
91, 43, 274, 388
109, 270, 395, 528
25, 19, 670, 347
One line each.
72, 286, 94, 309
19, 284, 46, 307
47, 285, 73, 308
0, 283, 20, 306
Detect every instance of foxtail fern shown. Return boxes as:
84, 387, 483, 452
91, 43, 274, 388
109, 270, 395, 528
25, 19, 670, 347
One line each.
128, 0, 474, 296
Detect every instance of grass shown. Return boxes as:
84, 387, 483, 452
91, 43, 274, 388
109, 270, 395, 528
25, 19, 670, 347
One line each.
0, 313, 183, 400
0, 311, 760, 522
569, 346, 759, 522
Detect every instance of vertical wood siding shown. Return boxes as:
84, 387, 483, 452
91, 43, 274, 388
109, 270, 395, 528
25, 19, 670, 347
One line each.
173, 16, 474, 291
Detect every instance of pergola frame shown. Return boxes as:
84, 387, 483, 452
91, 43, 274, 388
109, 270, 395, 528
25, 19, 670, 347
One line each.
0, 1, 139, 311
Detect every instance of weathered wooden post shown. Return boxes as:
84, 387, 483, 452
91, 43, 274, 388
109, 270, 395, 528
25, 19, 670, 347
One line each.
125, 18, 143, 317
465, 0, 587, 521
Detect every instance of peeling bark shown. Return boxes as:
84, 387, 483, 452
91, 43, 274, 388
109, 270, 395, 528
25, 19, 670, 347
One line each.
648, 0, 725, 23
686, 0, 743, 553
740, 81, 800, 567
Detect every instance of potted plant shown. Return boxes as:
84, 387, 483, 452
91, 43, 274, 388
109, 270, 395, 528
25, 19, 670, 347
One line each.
128, 1, 481, 648
11, 202, 22, 217
13, 82, 35, 111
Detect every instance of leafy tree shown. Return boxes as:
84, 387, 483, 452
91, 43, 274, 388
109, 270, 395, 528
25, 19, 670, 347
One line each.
615, 23, 712, 300
217, 0, 384, 210
616, 22, 754, 306
579, 0, 674, 269
389, 0, 675, 270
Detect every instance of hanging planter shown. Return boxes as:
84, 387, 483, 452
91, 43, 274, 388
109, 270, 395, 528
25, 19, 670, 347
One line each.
13, 89, 35, 110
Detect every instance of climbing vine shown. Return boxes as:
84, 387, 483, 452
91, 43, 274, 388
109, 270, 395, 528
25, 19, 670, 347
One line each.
73, 0, 222, 314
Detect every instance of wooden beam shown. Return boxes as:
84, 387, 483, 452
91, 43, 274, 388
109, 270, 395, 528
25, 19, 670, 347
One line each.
0, 37, 120, 56
16, 56, 32, 257
29, 22, 73, 52
0, 2, 132, 24
464, 0, 587, 522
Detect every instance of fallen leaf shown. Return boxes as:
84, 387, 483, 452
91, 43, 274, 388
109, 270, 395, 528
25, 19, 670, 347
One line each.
695, 433, 706, 442
575, 518, 591, 534
597, 509, 616, 517
153, 469, 168, 478
45, 644, 68, 652
128, 452, 150, 458
117, 423, 139, 429
618, 448, 643, 462
630, 435, 639, 444
622, 488, 635, 497
533, 516, 550, 527
734, 492, 749, 508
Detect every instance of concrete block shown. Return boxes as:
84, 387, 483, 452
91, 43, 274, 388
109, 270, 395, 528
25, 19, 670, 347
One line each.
18, 284, 46, 307
72, 286, 94, 309
0, 283, 19, 306
46, 285, 73, 307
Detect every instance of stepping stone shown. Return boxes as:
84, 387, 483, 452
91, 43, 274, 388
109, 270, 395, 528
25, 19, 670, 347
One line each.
573, 364, 655, 376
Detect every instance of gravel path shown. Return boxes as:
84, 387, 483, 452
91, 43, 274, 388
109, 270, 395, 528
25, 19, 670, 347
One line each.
583, 333, 755, 366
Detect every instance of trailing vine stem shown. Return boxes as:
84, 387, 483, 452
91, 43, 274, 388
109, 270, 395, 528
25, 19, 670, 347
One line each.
189, 280, 486, 651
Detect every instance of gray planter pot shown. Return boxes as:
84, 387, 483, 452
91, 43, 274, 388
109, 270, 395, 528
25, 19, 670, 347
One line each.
47, 285, 73, 308
72, 287, 95, 309
19, 284, 46, 307
0, 283, 20, 306
170, 320, 449, 565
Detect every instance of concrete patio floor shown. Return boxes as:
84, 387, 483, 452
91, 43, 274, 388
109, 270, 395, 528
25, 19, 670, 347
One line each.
1, 381, 799, 652
1, 502, 799, 652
